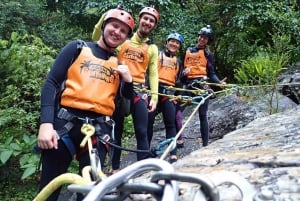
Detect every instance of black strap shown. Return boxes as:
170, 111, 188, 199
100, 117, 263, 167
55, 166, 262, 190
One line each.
56, 121, 74, 136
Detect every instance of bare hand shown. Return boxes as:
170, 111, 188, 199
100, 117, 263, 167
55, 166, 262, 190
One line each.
148, 99, 157, 112
37, 123, 58, 149
219, 77, 227, 88
183, 68, 191, 75
117, 64, 132, 83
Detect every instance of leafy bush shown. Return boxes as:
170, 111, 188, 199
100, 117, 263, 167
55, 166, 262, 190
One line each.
235, 52, 282, 85
123, 115, 134, 139
234, 33, 291, 86
234, 33, 291, 114
0, 32, 56, 180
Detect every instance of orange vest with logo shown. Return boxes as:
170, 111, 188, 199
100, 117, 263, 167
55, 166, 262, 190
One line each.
158, 52, 179, 86
118, 40, 149, 84
184, 49, 207, 79
60, 47, 119, 116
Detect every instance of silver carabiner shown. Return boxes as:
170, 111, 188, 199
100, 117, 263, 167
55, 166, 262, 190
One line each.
151, 171, 219, 201
207, 171, 257, 201
83, 158, 178, 201
89, 148, 102, 181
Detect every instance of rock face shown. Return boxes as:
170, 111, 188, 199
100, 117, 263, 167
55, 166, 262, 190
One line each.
278, 69, 300, 104
207, 93, 297, 139
59, 93, 300, 200
174, 104, 300, 200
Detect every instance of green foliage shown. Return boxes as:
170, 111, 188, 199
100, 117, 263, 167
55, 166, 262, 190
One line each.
0, 0, 89, 49
209, 0, 300, 80
0, 32, 56, 182
235, 52, 280, 85
0, 176, 37, 201
0, 134, 39, 201
123, 115, 134, 140
2, 0, 299, 77
0, 32, 56, 132
0, 134, 39, 179
234, 33, 291, 85
0, 0, 299, 199
0, 0, 38, 38
234, 33, 291, 115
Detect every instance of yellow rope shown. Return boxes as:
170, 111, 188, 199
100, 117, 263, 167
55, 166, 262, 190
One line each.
33, 173, 90, 201
34, 124, 107, 200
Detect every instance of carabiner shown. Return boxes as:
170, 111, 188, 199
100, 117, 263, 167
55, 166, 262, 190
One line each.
154, 138, 176, 156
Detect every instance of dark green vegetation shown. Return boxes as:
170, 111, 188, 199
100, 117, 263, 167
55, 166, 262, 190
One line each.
0, 0, 299, 200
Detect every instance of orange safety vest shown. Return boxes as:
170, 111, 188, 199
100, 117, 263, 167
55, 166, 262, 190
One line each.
118, 40, 149, 84
184, 49, 207, 79
60, 47, 119, 116
158, 52, 179, 86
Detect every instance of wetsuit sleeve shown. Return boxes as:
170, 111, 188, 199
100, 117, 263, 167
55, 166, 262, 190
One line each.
175, 59, 184, 87
147, 44, 159, 103
40, 41, 80, 123
180, 50, 188, 83
206, 52, 221, 83
92, 12, 107, 41
122, 81, 134, 100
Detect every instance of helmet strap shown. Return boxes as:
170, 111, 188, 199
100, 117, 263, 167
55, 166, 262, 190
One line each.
165, 46, 176, 56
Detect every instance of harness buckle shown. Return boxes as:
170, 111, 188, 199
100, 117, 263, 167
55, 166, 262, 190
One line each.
101, 134, 111, 144
57, 107, 74, 121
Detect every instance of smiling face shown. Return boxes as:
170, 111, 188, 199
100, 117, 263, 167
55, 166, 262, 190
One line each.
99, 19, 130, 51
197, 35, 209, 48
166, 39, 181, 54
137, 13, 157, 37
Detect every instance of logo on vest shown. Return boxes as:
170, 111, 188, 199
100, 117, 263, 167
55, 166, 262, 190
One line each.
80, 60, 117, 83
162, 60, 177, 70
186, 55, 203, 66
123, 49, 145, 63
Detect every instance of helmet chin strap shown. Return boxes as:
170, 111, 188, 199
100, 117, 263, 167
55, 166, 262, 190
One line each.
165, 47, 175, 56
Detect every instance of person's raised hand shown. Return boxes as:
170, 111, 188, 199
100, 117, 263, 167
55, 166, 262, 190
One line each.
219, 77, 227, 88
117, 64, 132, 83
183, 67, 191, 75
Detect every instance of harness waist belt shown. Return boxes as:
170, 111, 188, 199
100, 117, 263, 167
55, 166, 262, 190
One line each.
57, 107, 111, 124
133, 82, 147, 89
187, 76, 208, 83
